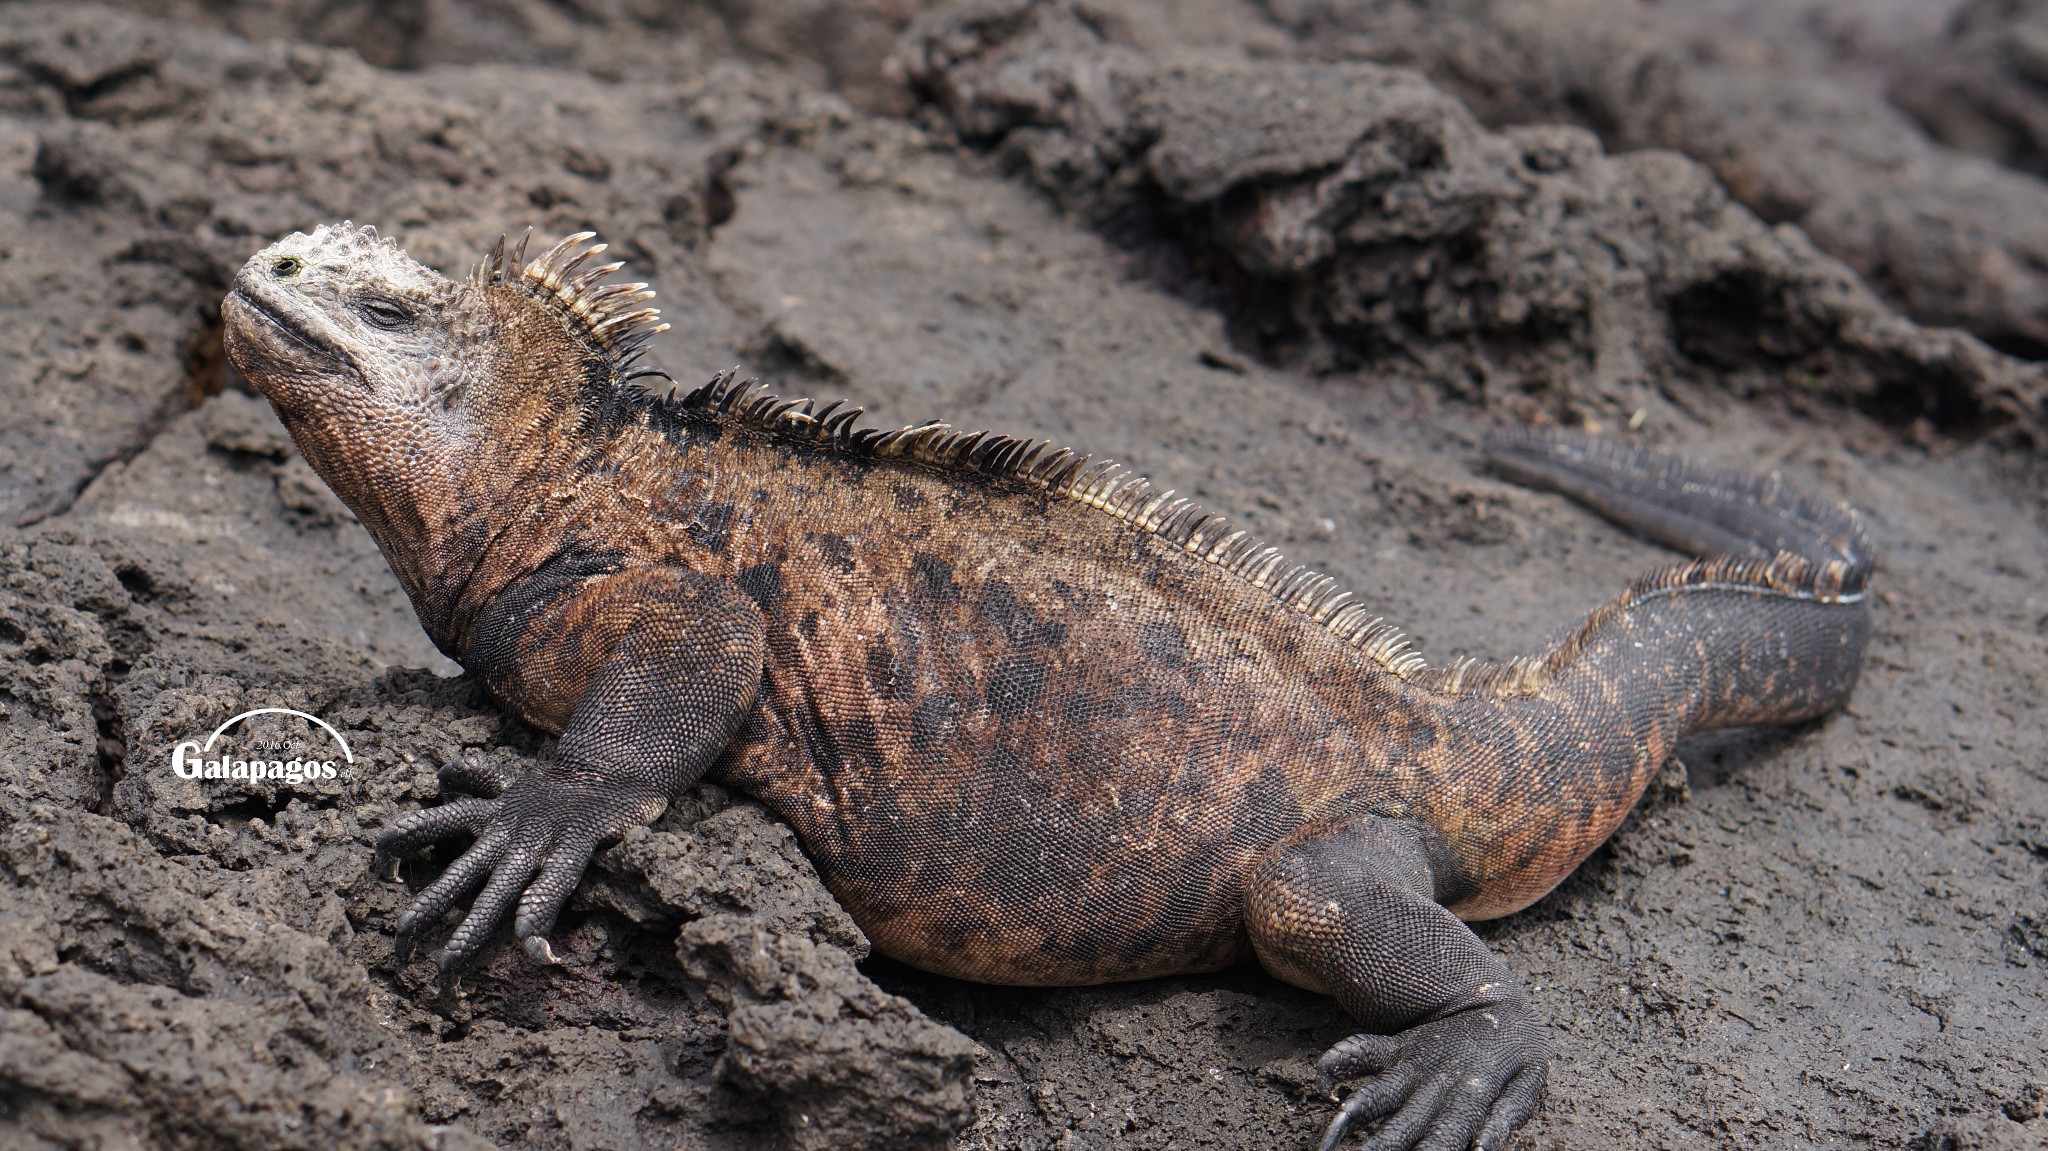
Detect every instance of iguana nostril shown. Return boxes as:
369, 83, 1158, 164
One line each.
272, 256, 303, 278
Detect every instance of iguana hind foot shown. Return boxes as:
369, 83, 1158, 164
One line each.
1249, 815, 1549, 1151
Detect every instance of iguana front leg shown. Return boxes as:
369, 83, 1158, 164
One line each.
376, 563, 766, 975
1247, 815, 1548, 1150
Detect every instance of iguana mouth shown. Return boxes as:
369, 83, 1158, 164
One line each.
228, 280, 349, 368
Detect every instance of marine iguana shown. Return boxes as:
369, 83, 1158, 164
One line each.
220, 223, 1874, 1151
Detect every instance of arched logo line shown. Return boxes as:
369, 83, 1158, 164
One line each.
201, 708, 355, 763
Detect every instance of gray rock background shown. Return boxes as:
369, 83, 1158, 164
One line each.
1893, 0, 2048, 181
0, 1, 2042, 1148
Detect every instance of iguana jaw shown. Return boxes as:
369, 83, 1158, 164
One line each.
223, 278, 354, 381
221, 227, 391, 419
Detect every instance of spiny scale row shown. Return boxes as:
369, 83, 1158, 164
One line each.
1419, 549, 1870, 698
473, 229, 670, 362
679, 371, 1434, 680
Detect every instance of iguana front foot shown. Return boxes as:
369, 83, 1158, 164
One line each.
373, 565, 765, 975
1314, 1007, 1546, 1151
376, 753, 664, 973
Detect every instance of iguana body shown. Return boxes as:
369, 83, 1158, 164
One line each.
221, 225, 1874, 1151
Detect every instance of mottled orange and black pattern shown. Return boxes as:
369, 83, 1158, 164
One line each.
222, 226, 1874, 1151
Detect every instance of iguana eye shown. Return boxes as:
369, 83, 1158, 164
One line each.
355, 296, 413, 331
271, 256, 302, 277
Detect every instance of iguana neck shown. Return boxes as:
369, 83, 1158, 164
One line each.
277, 390, 592, 661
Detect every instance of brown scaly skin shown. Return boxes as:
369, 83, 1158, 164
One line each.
221, 224, 1876, 1151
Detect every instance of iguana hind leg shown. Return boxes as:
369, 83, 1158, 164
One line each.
1246, 814, 1548, 1151
375, 563, 766, 975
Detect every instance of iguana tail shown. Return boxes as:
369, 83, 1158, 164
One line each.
1423, 428, 1874, 918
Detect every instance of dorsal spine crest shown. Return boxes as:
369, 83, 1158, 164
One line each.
666, 371, 1461, 680
472, 230, 671, 364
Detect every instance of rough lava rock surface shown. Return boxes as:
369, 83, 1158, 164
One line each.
1892, 0, 2048, 182
1236, 0, 2048, 362
896, 0, 2048, 439
1, 2, 2045, 1150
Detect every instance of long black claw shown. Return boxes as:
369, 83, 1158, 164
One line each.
373, 796, 498, 871
437, 752, 516, 798
511, 837, 594, 966
393, 909, 420, 960
393, 826, 508, 960
1317, 1070, 1414, 1151
1319, 1094, 1369, 1151
435, 848, 540, 973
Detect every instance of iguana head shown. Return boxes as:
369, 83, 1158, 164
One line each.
224, 220, 664, 430
223, 223, 492, 422
221, 223, 667, 628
